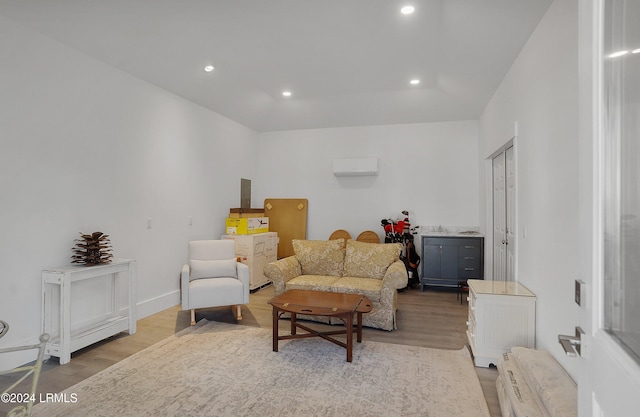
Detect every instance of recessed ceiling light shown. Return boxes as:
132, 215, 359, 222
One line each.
282, 91, 292, 97
204, 65, 215, 72
632, 48, 640, 54
608, 50, 628, 58
410, 79, 420, 85
401, 5, 415, 15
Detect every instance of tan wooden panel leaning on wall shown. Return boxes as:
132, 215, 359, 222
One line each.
264, 198, 308, 258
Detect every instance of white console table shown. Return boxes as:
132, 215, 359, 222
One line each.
41, 259, 137, 364
466, 279, 536, 367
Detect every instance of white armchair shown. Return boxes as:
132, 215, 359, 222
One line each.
181, 240, 250, 325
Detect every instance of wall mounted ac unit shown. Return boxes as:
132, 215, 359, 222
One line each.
333, 158, 379, 177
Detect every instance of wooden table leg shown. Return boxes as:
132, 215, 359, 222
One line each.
272, 306, 279, 352
357, 312, 363, 343
346, 312, 353, 362
291, 312, 297, 335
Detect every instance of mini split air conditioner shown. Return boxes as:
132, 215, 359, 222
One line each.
332, 158, 379, 177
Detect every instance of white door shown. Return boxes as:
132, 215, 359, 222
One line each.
505, 146, 516, 281
492, 145, 515, 282
492, 152, 506, 281
577, 1, 640, 415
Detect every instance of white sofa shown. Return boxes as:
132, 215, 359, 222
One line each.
496, 347, 577, 417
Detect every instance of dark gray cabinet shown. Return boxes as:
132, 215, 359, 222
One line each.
420, 236, 484, 289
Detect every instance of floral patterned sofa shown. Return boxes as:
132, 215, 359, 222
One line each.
263, 238, 408, 331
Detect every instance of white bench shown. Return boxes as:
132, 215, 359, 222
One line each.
496, 347, 577, 417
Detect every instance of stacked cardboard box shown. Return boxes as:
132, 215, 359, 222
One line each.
228, 208, 265, 218
221, 232, 278, 290
225, 208, 269, 234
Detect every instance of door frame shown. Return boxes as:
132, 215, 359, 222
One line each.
484, 133, 518, 282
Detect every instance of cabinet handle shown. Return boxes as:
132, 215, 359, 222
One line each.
464, 246, 475, 249
464, 256, 474, 260
465, 268, 475, 271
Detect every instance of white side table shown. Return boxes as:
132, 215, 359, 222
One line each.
466, 279, 536, 367
41, 259, 136, 364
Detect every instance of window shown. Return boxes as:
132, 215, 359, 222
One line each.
603, 0, 640, 363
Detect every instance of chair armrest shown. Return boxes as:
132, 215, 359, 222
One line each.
382, 260, 408, 291
181, 264, 190, 310
237, 262, 250, 303
264, 256, 302, 295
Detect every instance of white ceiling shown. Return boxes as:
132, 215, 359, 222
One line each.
0, 0, 552, 132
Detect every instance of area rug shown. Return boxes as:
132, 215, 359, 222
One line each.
32, 321, 490, 417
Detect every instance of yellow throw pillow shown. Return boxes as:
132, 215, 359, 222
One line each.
292, 239, 346, 277
344, 240, 401, 279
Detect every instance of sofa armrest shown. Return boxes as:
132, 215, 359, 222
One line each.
181, 264, 190, 310
382, 260, 408, 290
264, 256, 302, 295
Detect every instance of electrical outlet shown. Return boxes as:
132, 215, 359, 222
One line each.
147, 218, 152, 229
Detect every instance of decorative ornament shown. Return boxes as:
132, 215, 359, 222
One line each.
71, 231, 113, 265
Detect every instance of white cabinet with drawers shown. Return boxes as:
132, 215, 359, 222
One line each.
221, 232, 278, 290
467, 279, 536, 367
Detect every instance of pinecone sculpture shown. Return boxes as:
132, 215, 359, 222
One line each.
71, 231, 113, 265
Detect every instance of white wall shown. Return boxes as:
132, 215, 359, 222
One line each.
0, 17, 258, 368
255, 121, 480, 241
479, 0, 580, 377
0, 1, 583, 380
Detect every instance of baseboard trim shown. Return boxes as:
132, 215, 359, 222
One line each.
136, 290, 180, 319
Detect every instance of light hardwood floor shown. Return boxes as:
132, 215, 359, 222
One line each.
1, 285, 501, 417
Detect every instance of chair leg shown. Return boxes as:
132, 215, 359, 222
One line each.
235, 305, 242, 321
190, 309, 196, 326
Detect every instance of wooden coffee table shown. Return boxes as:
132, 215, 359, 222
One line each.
268, 289, 373, 362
